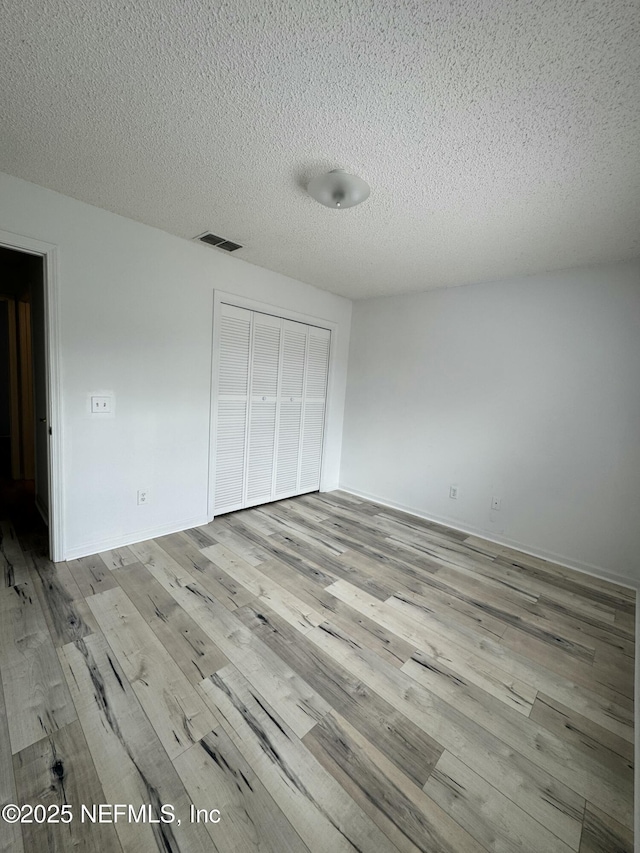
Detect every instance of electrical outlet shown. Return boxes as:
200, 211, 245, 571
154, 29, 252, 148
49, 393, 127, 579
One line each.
137, 489, 150, 506
491, 496, 501, 511
449, 485, 458, 500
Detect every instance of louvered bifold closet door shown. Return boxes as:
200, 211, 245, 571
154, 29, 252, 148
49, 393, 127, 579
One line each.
299, 326, 330, 492
246, 313, 282, 507
214, 305, 251, 514
274, 320, 306, 498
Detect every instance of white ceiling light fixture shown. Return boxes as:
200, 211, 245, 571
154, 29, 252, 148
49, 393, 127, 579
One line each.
307, 169, 370, 209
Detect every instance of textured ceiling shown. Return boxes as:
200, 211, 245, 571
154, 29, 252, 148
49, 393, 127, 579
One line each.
1, 0, 639, 299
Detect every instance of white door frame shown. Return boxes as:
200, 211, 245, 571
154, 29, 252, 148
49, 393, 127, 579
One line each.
208, 289, 339, 521
0, 229, 64, 561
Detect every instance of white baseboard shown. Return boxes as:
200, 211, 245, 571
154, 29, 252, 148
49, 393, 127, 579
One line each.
339, 485, 639, 591
63, 515, 209, 561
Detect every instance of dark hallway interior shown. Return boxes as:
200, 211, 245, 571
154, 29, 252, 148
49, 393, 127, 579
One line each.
0, 246, 48, 564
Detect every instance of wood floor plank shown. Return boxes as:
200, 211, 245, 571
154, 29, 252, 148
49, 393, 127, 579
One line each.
259, 556, 416, 667
277, 497, 332, 523
174, 728, 311, 853
341, 528, 540, 609
0, 519, 29, 587
382, 529, 634, 656
493, 552, 636, 612
253, 505, 349, 555
267, 501, 446, 584
268, 527, 418, 598
590, 660, 633, 702
235, 600, 442, 787
0, 668, 23, 853
384, 563, 614, 663
143, 533, 255, 610
67, 553, 119, 597
593, 631, 637, 667
127, 555, 330, 738
381, 517, 619, 626
86, 586, 219, 759
382, 534, 540, 606
461, 536, 634, 602
422, 750, 577, 853
198, 519, 273, 565
199, 663, 401, 853
328, 580, 537, 715
304, 490, 372, 512
181, 526, 217, 550
469, 577, 632, 662
0, 582, 77, 753
534, 594, 634, 649
200, 547, 325, 633
401, 652, 632, 829
26, 549, 98, 647
529, 693, 634, 764
226, 514, 396, 600
447, 532, 637, 613
579, 802, 633, 853
339, 552, 509, 640
388, 532, 629, 657
13, 720, 122, 853
98, 545, 137, 570
304, 492, 414, 525
1, 490, 633, 853
300, 501, 482, 579
113, 560, 229, 684
58, 631, 214, 853
305, 619, 586, 849
303, 710, 485, 853
331, 581, 632, 741
614, 607, 636, 634
233, 507, 283, 537
501, 625, 634, 707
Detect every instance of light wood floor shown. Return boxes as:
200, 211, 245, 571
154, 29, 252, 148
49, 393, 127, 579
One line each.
0, 490, 634, 852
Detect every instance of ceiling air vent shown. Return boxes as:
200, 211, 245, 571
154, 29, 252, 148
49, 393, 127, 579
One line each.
195, 232, 243, 252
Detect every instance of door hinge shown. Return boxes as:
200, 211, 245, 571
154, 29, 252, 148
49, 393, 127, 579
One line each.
49, 426, 52, 436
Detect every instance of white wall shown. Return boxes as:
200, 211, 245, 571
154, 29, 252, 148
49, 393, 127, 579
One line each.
341, 261, 640, 583
0, 172, 351, 559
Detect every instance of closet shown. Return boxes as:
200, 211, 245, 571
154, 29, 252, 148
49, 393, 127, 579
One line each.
213, 303, 330, 515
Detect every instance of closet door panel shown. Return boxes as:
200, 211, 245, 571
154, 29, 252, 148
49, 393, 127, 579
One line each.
299, 327, 330, 492
245, 313, 281, 506
251, 314, 281, 397
305, 328, 330, 398
213, 305, 330, 515
218, 307, 252, 396
281, 321, 306, 397
246, 400, 277, 506
215, 400, 248, 512
274, 400, 302, 497
214, 305, 251, 514
299, 400, 326, 492
274, 321, 307, 498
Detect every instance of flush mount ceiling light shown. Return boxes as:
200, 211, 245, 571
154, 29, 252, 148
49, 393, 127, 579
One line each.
307, 169, 370, 209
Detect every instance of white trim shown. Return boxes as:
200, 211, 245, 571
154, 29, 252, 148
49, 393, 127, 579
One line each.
208, 289, 340, 520
339, 485, 640, 591
64, 514, 209, 561
0, 294, 21, 479
0, 229, 64, 561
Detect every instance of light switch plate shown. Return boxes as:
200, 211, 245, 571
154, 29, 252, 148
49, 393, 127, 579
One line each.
91, 396, 112, 413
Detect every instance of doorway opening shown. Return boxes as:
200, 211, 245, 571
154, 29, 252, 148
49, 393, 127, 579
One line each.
0, 245, 51, 560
